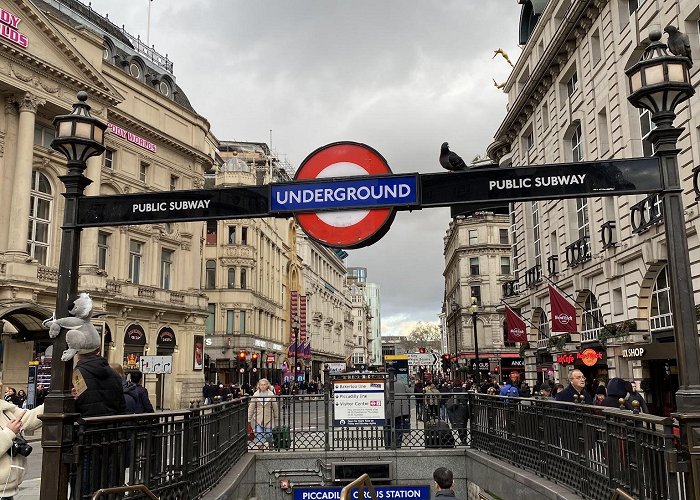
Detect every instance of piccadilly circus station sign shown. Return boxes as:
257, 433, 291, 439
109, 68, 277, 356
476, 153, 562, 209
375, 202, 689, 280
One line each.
76, 142, 664, 249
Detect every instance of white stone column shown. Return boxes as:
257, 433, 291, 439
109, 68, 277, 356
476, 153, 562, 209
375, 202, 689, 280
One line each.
6, 93, 44, 259
79, 155, 103, 273
0, 98, 19, 253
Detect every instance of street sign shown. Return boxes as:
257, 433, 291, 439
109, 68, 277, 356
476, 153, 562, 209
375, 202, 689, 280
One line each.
293, 486, 431, 500
266, 353, 275, 364
407, 352, 439, 366
140, 355, 173, 374
293, 142, 398, 249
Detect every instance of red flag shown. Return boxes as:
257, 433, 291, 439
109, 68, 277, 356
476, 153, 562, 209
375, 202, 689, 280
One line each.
505, 305, 528, 342
549, 285, 577, 333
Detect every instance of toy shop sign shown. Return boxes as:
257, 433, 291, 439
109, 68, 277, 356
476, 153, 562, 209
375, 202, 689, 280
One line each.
107, 123, 157, 153
0, 8, 28, 48
557, 348, 606, 367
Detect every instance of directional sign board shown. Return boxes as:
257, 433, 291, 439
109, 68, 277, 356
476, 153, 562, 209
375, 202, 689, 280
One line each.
407, 352, 439, 366
140, 355, 173, 374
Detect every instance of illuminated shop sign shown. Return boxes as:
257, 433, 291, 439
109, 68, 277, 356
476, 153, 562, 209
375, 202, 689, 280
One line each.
556, 348, 606, 366
0, 8, 28, 48
107, 122, 157, 153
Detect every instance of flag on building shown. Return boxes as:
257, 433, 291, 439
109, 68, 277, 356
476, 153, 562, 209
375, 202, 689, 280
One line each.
549, 285, 577, 333
505, 305, 528, 342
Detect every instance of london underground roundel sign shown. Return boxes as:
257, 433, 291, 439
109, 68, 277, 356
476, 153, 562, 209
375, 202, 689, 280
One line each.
294, 142, 397, 249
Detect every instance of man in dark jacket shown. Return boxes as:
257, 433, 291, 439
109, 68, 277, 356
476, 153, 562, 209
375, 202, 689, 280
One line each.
629, 382, 648, 412
129, 371, 154, 413
600, 378, 631, 409
72, 350, 127, 417
554, 369, 593, 404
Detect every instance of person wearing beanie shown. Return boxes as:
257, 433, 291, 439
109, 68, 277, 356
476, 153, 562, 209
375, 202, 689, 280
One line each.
600, 378, 631, 409
594, 385, 607, 405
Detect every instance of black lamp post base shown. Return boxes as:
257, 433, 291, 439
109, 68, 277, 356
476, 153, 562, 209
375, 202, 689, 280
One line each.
674, 388, 700, 413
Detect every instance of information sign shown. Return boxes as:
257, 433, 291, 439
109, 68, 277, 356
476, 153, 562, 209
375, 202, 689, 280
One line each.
293, 485, 431, 500
140, 355, 173, 374
407, 352, 439, 366
333, 378, 385, 426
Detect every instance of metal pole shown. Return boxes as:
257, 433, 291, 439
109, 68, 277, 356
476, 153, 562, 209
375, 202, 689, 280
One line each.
453, 314, 458, 382
473, 311, 480, 385
40, 161, 91, 500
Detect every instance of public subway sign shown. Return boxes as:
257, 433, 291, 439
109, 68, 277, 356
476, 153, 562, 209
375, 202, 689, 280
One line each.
293, 486, 431, 500
0, 8, 28, 48
107, 123, 157, 153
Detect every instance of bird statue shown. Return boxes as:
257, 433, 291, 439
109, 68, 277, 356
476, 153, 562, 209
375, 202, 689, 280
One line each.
439, 142, 468, 171
493, 78, 506, 89
493, 48, 514, 68
664, 25, 692, 66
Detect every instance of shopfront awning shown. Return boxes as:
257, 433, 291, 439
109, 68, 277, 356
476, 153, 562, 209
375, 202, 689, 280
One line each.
0, 303, 52, 341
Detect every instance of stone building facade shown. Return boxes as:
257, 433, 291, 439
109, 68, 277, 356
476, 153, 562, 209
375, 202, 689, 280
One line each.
490, 0, 700, 415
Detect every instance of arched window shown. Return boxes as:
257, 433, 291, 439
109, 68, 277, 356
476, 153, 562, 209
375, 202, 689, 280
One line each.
581, 294, 604, 342
537, 310, 550, 340
27, 170, 52, 265
227, 268, 235, 289
240, 268, 247, 289
205, 260, 216, 289
650, 267, 672, 331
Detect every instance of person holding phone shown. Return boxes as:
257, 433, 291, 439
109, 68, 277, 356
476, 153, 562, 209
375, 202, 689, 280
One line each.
0, 383, 44, 500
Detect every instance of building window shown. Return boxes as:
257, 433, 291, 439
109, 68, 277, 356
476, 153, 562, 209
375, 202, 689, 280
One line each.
97, 231, 109, 271
525, 130, 534, 150
206, 221, 217, 245
159, 80, 171, 97
205, 260, 216, 289
129, 61, 142, 80
228, 226, 236, 244
226, 310, 235, 335
241, 226, 248, 245
469, 230, 478, 245
571, 123, 583, 162
227, 268, 235, 289
628, 0, 644, 15
239, 310, 246, 334
650, 267, 672, 331
471, 286, 482, 305
104, 149, 114, 169
542, 103, 549, 129
129, 240, 143, 284
576, 198, 590, 238
597, 108, 610, 155
581, 294, 604, 342
566, 71, 578, 97
27, 170, 52, 265
538, 310, 550, 340
33, 125, 54, 148
169, 175, 178, 191
499, 228, 509, 245
160, 249, 173, 290
532, 201, 541, 267
612, 287, 624, 316
139, 162, 149, 182
639, 108, 656, 156
240, 268, 247, 289
206, 303, 216, 335
591, 29, 602, 66
501, 256, 511, 275
469, 257, 480, 275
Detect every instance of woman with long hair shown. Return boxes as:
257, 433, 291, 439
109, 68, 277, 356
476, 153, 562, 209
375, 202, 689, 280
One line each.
247, 378, 278, 449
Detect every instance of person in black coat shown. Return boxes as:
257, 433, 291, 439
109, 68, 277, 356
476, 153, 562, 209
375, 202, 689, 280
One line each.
600, 378, 631, 409
554, 369, 593, 404
73, 351, 127, 417
130, 371, 154, 413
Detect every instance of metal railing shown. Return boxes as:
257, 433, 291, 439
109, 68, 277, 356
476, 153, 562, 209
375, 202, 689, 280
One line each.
70, 391, 684, 500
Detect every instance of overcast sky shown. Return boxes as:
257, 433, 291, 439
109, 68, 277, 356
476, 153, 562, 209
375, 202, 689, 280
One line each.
87, 0, 521, 337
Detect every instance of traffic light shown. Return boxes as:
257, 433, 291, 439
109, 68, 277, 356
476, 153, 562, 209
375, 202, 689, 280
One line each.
441, 354, 451, 372
418, 347, 426, 353
251, 352, 259, 370
238, 350, 247, 369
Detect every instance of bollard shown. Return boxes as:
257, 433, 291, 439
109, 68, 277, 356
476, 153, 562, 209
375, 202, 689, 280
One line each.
618, 398, 626, 410
631, 400, 640, 414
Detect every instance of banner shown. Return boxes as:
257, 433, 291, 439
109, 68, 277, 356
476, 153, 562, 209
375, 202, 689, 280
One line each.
505, 305, 528, 342
549, 285, 577, 333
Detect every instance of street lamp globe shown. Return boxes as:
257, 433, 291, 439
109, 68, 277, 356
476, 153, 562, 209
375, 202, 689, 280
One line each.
626, 30, 694, 122
469, 296, 479, 314
450, 301, 459, 314
51, 91, 106, 166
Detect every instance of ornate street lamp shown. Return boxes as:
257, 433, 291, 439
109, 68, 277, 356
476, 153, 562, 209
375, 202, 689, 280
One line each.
450, 301, 459, 381
291, 314, 300, 382
41, 91, 106, 500
469, 297, 480, 385
626, 29, 700, 498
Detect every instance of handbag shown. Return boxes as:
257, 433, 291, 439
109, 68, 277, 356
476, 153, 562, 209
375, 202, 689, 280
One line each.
247, 423, 255, 441
3, 411, 32, 457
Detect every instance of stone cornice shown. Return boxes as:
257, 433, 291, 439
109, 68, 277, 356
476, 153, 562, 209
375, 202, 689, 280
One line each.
488, 0, 607, 163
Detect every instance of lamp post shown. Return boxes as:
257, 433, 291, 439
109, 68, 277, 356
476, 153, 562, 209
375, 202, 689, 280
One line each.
626, 29, 700, 497
450, 301, 459, 382
41, 91, 106, 500
292, 314, 300, 383
470, 297, 480, 385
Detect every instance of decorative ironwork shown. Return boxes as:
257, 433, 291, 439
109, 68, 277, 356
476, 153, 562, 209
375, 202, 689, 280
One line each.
546, 255, 558, 276
630, 194, 663, 234
536, 338, 548, 350
565, 236, 591, 267
600, 221, 617, 249
525, 264, 542, 288
502, 280, 519, 297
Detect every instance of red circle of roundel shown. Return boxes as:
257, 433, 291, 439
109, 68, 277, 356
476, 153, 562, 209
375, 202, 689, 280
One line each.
294, 142, 394, 249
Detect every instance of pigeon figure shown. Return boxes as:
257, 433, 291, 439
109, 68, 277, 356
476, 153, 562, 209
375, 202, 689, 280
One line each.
664, 25, 692, 66
439, 142, 467, 171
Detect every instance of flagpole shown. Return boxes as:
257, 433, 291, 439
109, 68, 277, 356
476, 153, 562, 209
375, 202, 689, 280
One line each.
542, 275, 611, 333
146, 0, 152, 46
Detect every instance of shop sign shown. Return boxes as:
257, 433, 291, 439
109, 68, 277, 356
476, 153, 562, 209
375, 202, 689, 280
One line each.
470, 358, 490, 371
578, 348, 604, 367
107, 123, 157, 153
556, 353, 576, 365
622, 347, 645, 359
157, 327, 176, 347
124, 324, 146, 346
0, 9, 27, 48
266, 353, 275, 364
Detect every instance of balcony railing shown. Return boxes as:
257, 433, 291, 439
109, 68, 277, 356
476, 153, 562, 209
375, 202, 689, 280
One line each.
581, 327, 601, 343
600, 221, 617, 249
525, 264, 542, 288
631, 194, 663, 234
502, 280, 519, 298
536, 338, 548, 350
565, 236, 591, 268
546, 255, 558, 276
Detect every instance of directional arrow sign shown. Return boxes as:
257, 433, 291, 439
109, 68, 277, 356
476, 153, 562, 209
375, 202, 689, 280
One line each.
407, 352, 439, 366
